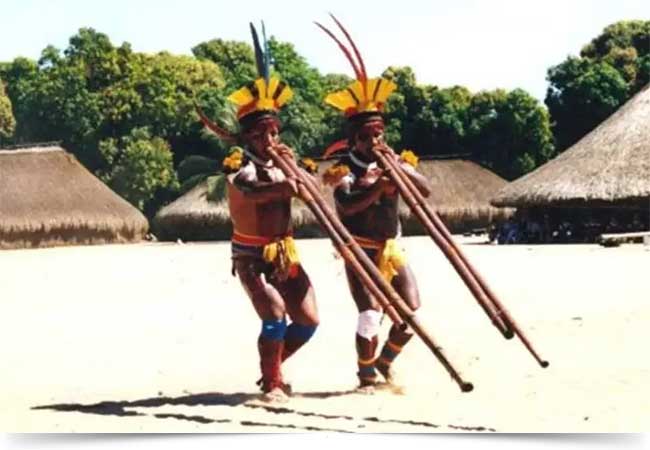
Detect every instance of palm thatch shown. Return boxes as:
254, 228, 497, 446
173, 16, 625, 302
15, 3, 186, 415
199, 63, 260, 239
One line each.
398, 159, 513, 234
154, 157, 510, 241
492, 83, 650, 209
153, 176, 320, 242
153, 178, 230, 241
0, 145, 148, 250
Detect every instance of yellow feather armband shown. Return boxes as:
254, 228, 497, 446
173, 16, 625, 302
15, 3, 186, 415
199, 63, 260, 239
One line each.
222, 148, 243, 173
300, 158, 318, 175
323, 164, 351, 186
400, 150, 419, 168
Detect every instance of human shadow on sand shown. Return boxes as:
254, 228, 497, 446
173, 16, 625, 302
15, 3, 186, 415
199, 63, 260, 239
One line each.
31, 390, 364, 432
32, 389, 496, 432
32, 391, 258, 417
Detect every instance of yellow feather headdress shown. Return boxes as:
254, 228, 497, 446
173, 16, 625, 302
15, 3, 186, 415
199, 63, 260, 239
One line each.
316, 14, 396, 118
196, 21, 293, 143
228, 76, 293, 120
228, 22, 293, 120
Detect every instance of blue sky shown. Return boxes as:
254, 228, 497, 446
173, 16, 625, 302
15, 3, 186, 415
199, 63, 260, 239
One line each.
2, 0, 649, 101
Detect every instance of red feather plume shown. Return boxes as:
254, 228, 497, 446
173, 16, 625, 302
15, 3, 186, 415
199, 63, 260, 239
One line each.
314, 21, 363, 82
329, 14, 367, 82
323, 139, 349, 158
194, 103, 237, 144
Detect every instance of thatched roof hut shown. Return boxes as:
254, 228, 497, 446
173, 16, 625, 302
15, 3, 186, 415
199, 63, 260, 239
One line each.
0, 145, 149, 250
154, 157, 510, 241
153, 177, 319, 242
492, 84, 650, 209
153, 179, 230, 241
399, 158, 513, 233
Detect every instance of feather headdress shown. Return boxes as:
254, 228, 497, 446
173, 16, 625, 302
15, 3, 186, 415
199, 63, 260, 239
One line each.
315, 14, 396, 118
196, 21, 293, 142
227, 22, 293, 120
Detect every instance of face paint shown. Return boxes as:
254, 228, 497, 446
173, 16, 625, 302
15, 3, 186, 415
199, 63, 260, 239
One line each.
243, 117, 281, 161
353, 120, 385, 159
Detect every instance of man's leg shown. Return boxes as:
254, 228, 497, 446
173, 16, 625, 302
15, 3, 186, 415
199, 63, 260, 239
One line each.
257, 319, 287, 398
345, 265, 383, 391
356, 310, 382, 388
375, 263, 421, 385
234, 257, 289, 401
277, 264, 319, 363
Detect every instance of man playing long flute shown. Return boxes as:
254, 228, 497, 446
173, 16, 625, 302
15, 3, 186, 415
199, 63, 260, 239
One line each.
318, 16, 431, 393
197, 22, 319, 404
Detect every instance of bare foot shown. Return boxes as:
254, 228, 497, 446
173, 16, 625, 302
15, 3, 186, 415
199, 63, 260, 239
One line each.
354, 384, 377, 395
354, 378, 379, 395
256, 378, 292, 395
280, 382, 292, 396
375, 364, 406, 395
260, 387, 290, 404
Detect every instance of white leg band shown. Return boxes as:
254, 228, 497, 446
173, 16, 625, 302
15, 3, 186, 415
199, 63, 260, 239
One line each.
357, 310, 383, 339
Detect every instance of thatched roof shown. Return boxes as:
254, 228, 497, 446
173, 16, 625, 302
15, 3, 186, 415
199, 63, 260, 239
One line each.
398, 159, 513, 233
492, 84, 650, 208
0, 145, 149, 250
153, 179, 231, 241
153, 177, 319, 241
154, 157, 510, 241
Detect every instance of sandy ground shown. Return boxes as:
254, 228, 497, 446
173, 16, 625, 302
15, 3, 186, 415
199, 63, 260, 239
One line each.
1, 236, 649, 433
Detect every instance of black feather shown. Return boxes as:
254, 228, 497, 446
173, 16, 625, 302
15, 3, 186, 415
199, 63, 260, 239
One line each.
261, 21, 270, 83
249, 22, 265, 79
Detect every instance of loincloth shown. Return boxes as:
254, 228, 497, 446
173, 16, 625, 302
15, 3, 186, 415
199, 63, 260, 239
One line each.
231, 230, 301, 281
351, 235, 406, 283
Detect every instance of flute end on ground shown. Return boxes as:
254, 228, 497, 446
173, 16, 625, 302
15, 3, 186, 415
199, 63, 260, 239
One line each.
461, 382, 474, 393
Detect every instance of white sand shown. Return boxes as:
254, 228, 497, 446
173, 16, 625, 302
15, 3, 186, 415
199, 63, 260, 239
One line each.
1, 236, 649, 432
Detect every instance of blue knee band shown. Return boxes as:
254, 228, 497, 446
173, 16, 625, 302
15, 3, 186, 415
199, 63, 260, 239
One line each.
286, 323, 317, 341
261, 319, 287, 340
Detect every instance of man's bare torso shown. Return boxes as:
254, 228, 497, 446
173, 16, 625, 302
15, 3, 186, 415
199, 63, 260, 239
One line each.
336, 154, 401, 241
228, 161, 292, 238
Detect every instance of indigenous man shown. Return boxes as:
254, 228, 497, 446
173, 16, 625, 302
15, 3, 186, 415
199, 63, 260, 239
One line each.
198, 23, 318, 403
318, 16, 431, 393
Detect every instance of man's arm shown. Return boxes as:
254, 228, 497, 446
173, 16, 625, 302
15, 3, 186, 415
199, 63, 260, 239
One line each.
399, 162, 431, 198
378, 146, 431, 198
232, 165, 296, 202
334, 176, 392, 216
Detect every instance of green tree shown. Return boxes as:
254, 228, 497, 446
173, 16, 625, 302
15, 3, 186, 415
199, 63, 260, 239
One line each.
193, 36, 330, 156
125, 51, 225, 163
382, 66, 431, 149
98, 127, 179, 214
581, 20, 650, 61
192, 39, 256, 92
267, 38, 328, 155
0, 57, 39, 144
468, 89, 554, 180
1, 28, 225, 213
546, 20, 649, 152
382, 67, 475, 157
2, 30, 133, 166
320, 73, 350, 148
636, 54, 650, 91
0, 77, 16, 140
419, 85, 472, 156
546, 57, 629, 151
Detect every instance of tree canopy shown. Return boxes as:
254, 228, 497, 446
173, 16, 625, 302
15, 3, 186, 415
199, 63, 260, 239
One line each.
546, 20, 649, 151
0, 77, 15, 139
382, 67, 554, 179
7, 21, 643, 214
